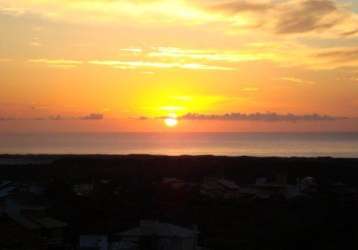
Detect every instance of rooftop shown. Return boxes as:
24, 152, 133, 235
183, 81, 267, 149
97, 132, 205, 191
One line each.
120, 221, 198, 238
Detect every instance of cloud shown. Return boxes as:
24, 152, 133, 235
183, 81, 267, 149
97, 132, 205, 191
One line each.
0, 116, 16, 121
0, 0, 213, 24
28, 53, 236, 71
47, 113, 104, 121
114, 45, 358, 70
0, 58, 12, 62
28, 59, 83, 68
274, 0, 344, 34
279, 77, 316, 85
207, 1, 271, 14
241, 87, 259, 92
0, 113, 104, 121
89, 60, 235, 71
202, 0, 356, 36
315, 47, 358, 63
24, 41, 358, 72
81, 113, 104, 120
117, 45, 358, 70
147, 47, 262, 62
120, 48, 144, 54
2, 0, 356, 37
170, 112, 347, 122
341, 28, 358, 36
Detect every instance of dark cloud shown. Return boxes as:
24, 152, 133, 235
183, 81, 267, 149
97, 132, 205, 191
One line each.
204, 0, 347, 34
208, 1, 271, 14
275, 0, 342, 34
0, 113, 105, 121
81, 113, 104, 120
315, 48, 358, 62
341, 28, 358, 37
48, 115, 63, 121
176, 112, 347, 122
0, 117, 16, 121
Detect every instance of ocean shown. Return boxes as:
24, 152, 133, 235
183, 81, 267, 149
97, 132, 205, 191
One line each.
0, 133, 357, 157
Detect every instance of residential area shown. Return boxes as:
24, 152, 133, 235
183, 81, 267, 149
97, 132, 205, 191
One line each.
1, 155, 358, 250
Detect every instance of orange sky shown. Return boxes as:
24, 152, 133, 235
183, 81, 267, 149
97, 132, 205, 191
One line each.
1, 0, 358, 132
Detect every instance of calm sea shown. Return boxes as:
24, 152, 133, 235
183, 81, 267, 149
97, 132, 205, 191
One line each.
0, 133, 357, 157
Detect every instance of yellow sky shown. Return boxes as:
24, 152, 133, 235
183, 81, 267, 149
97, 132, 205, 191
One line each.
1, 0, 358, 132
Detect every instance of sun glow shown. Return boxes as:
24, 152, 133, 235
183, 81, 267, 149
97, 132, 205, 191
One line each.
164, 117, 178, 127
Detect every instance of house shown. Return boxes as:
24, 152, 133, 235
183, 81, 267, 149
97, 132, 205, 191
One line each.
73, 183, 95, 197
0, 216, 48, 250
6, 212, 68, 249
34, 217, 68, 247
113, 220, 199, 250
79, 235, 109, 250
161, 178, 187, 190
200, 178, 240, 199
1, 190, 68, 249
0, 181, 16, 199
248, 174, 306, 200
328, 182, 358, 205
300, 176, 317, 193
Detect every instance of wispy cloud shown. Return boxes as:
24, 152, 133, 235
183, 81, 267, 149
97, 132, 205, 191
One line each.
29, 37, 42, 47
0, 58, 12, 62
28, 59, 83, 68
120, 48, 143, 54
88, 60, 235, 71
112, 45, 358, 70
279, 77, 316, 85
1, 0, 357, 37
0, 0, 214, 24
315, 47, 358, 63
201, 0, 357, 36
207, 1, 271, 14
124, 45, 358, 70
241, 87, 260, 92
310, 47, 358, 69
274, 0, 345, 34
25, 41, 358, 72
147, 47, 262, 62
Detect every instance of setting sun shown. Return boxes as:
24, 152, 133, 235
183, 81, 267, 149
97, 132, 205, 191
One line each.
0, 0, 357, 135
164, 117, 178, 128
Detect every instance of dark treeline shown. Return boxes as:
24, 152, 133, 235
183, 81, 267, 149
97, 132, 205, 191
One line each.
1, 155, 358, 185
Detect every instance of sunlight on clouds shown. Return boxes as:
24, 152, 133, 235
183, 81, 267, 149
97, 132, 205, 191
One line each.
25, 39, 358, 72
0, 58, 12, 62
279, 77, 316, 85
88, 60, 235, 71
147, 47, 262, 62
137, 94, 242, 117
1, 0, 357, 38
120, 48, 144, 54
1, 0, 358, 132
28, 59, 83, 68
0, 0, 215, 24
241, 87, 260, 92
122, 45, 335, 70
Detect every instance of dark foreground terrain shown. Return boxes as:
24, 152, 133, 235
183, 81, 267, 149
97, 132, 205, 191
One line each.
1, 155, 358, 250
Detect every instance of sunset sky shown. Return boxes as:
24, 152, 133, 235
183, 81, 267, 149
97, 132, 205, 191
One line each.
1, 0, 358, 132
